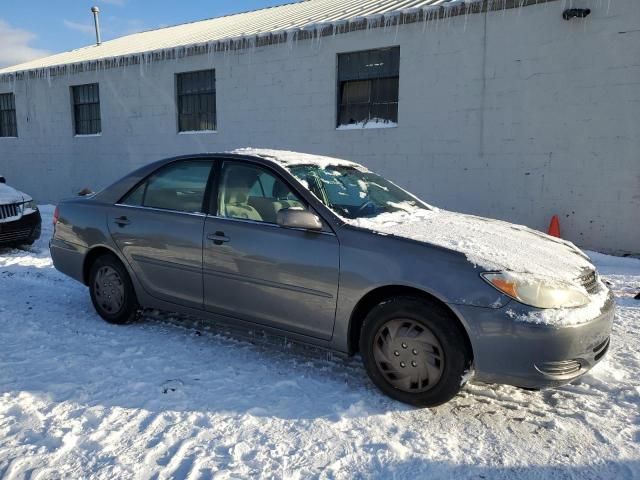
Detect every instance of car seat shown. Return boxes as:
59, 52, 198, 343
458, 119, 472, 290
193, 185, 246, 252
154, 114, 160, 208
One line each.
272, 180, 303, 213
222, 169, 263, 221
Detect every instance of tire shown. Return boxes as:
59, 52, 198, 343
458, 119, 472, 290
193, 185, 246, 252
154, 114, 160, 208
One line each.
88, 253, 139, 325
359, 296, 472, 407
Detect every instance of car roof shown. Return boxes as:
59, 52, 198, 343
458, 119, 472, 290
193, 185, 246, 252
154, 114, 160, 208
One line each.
89, 149, 364, 206
154, 149, 366, 171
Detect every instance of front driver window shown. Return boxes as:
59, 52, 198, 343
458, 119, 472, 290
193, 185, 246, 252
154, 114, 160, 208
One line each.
122, 160, 213, 213
218, 163, 305, 224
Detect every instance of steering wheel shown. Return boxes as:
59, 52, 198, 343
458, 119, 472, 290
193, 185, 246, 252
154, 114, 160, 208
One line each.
355, 200, 377, 216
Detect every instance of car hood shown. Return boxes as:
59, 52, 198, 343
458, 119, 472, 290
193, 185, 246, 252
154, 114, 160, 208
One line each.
0, 183, 27, 204
347, 208, 595, 284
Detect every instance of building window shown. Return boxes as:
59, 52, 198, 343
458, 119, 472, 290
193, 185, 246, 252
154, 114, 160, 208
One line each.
177, 70, 216, 132
337, 47, 400, 128
0, 93, 18, 138
72, 83, 101, 135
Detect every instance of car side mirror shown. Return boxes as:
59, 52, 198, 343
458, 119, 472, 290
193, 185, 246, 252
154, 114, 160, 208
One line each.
0, 176, 5, 184
277, 209, 323, 231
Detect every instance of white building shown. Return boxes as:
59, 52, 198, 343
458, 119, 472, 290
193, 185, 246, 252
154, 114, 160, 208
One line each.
0, 0, 638, 254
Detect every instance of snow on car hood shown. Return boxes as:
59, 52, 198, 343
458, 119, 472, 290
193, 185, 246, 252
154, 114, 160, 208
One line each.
347, 208, 595, 283
349, 208, 614, 328
0, 183, 26, 204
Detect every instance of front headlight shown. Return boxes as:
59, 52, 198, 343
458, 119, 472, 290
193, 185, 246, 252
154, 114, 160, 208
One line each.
482, 272, 589, 309
22, 199, 38, 214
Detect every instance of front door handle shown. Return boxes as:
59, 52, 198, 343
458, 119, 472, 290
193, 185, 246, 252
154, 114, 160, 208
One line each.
207, 231, 230, 245
114, 216, 130, 226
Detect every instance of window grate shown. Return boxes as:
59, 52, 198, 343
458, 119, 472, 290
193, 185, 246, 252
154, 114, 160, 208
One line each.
337, 47, 400, 127
0, 93, 18, 138
177, 70, 216, 132
72, 83, 101, 135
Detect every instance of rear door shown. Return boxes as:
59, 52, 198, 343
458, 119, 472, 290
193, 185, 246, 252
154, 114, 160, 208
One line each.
108, 159, 214, 309
203, 160, 340, 340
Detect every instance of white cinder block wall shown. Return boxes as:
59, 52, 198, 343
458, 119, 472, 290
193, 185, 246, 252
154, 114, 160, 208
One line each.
0, 0, 638, 254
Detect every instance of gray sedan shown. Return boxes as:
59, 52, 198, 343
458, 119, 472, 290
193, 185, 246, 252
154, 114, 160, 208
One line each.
50, 149, 614, 407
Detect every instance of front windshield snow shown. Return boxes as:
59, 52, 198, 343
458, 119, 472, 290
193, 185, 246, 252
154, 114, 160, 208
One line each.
288, 164, 429, 219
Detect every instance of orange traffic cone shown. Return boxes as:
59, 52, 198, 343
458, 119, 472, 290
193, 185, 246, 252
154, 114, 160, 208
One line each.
548, 215, 561, 238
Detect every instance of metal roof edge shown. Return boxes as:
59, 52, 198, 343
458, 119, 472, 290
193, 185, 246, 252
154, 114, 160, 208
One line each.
0, 0, 558, 84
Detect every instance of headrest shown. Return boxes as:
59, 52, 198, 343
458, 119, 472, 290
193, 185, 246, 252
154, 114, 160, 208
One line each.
225, 168, 257, 205
272, 179, 291, 199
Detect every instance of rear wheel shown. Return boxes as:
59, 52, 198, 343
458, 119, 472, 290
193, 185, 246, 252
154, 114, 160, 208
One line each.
359, 297, 471, 407
89, 253, 139, 324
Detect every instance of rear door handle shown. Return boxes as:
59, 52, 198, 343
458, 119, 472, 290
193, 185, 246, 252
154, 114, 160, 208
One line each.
114, 216, 130, 226
207, 231, 230, 245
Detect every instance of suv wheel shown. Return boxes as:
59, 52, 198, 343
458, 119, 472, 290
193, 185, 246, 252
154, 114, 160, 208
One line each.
359, 297, 471, 407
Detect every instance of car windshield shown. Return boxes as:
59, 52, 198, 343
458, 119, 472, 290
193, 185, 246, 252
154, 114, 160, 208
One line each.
287, 164, 430, 219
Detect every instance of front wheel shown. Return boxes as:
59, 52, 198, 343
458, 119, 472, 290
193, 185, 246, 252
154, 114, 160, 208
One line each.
359, 297, 471, 407
89, 253, 139, 325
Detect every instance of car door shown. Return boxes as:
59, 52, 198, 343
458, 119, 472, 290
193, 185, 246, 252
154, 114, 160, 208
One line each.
203, 160, 340, 340
108, 159, 214, 309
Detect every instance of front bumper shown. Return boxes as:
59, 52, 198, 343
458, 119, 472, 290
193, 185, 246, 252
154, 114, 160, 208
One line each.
0, 210, 41, 246
453, 292, 615, 389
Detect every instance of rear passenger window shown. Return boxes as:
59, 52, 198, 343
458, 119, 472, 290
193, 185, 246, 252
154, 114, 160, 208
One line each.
121, 161, 213, 213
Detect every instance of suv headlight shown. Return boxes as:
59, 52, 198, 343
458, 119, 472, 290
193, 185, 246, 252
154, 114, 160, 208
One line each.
481, 272, 589, 309
22, 199, 38, 214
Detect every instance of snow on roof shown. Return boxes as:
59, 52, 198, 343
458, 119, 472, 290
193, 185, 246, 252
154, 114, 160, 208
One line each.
0, 0, 517, 79
230, 148, 364, 169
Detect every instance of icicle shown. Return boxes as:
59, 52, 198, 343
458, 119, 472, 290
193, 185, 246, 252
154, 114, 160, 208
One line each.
464, 3, 470, 31
332, 19, 347, 37
286, 28, 298, 50
394, 15, 401, 41
274, 31, 287, 53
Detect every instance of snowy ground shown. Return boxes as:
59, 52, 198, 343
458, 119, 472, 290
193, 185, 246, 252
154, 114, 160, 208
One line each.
0, 206, 638, 479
